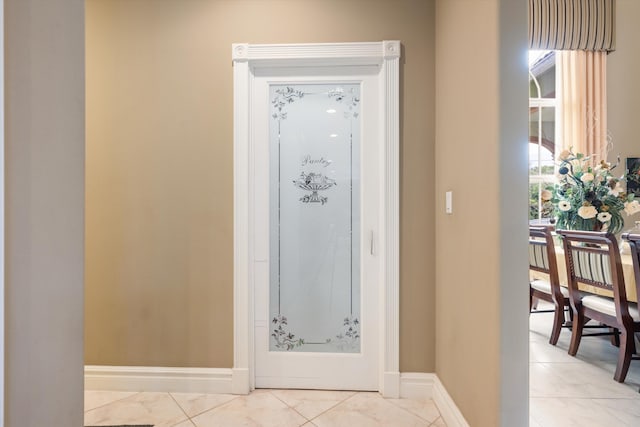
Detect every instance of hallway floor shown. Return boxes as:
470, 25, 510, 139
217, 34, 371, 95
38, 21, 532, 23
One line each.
84, 304, 640, 426
530, 303, 640, 426
84, 388, 446, 427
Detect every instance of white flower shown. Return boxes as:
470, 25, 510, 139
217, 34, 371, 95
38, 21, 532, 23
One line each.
624, 200, 640, 216
577, 205, 598, 219
608, 183, 623, 197
597, 212, 612, 222
558, 149, 572, 160
558, 200, 572, 212
541, 190, 552, 201
580, 173, 595, 183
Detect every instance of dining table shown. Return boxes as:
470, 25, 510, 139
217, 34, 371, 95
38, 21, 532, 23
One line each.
529, 241, 639, 303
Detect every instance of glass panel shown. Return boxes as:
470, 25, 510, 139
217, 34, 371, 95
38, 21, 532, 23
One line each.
529, 107, 541, 175
269, 83, 361, 353
529, 181, 555, 221
528, 107, 556, 174
529, 51, 557, 222
528, 104, 556, 221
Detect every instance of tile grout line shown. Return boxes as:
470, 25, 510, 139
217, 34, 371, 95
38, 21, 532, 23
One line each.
289, 391, 435, 425
83, 391, 143, 414
266, 389, 313, 422
383, 396, 440, 425
305, 391, 365, 424
167, 392, 192, 426
170, 392, 242, 421
306, 391, 359, 423
268, 389, 358, 423
168, 416, 197, 427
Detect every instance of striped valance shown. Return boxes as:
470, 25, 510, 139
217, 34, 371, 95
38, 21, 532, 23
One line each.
529, 0, 616, 51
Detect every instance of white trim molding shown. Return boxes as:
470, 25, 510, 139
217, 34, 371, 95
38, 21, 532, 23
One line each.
84, 365, 233, 394
434, 376, 470, 427
399, 372, 435, 399
0, 0, 5, 423
232, 41, 400, 397
400, 373, 470, 427
381, 38, 401, 399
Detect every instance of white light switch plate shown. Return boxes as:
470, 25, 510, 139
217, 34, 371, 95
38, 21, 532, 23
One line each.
445, 191, 453, 214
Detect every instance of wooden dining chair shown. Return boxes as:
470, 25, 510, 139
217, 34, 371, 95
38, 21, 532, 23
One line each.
559, 230, 640, 383
623, 232, 640, 309
529, 226, 571, 345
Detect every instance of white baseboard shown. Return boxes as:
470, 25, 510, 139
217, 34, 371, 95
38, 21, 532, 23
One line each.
399, 372, 435, 399
433, 375, 470, 427
400, 372, 469, 427
84, 365, 233, 394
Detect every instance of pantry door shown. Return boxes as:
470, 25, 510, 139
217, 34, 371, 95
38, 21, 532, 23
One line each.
233, 42, 400, 395
254, 75, 379, 390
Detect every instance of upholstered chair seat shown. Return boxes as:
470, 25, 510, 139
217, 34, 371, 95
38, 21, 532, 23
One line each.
580, 295, 640, 321
530, 279, 570, 298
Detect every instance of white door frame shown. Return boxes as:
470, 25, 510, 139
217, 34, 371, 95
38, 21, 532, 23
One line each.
231, 41, 401, 398
0, 0, 4, 422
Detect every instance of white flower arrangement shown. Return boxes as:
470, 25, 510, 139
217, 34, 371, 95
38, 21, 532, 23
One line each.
554, 149, 638, 234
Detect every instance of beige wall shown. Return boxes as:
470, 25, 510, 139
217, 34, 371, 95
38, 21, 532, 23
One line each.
85, 0, 436, 371
608, 0, 640, 217
435, 1, 528, 426
5, 0, 85, 424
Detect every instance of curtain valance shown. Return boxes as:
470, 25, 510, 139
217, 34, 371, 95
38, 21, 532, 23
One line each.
529, 0, 616, 51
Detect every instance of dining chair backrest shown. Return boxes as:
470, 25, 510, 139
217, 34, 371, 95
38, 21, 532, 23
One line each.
529, 226, 559, 281
622, 232, 640, 308
558, 230, 628, 317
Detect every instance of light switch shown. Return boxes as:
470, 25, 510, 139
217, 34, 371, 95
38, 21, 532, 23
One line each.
445, 191, 453, 214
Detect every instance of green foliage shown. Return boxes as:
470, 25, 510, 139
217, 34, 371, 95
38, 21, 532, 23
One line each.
529, 165, 555, 176
529, 182, 555, 220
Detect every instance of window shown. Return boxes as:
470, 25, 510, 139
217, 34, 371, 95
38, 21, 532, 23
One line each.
529, 50, 556, 222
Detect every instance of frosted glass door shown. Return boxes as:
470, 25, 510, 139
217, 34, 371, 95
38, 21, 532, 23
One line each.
269, 83, 360, 353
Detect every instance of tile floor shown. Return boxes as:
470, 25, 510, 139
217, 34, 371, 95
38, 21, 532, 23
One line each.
530, 302, 640, 426
84, 388, 446, 427
85, 304, 640, 427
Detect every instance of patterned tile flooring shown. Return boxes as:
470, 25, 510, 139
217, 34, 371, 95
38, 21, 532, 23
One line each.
84, 388, 446, 427
529, 302, 640, 426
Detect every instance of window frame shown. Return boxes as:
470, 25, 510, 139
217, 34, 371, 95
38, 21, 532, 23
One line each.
529, 51, 557, 222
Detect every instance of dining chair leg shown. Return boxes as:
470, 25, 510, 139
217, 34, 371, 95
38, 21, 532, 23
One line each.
529, 288, 533, 313
614, 331, 635, 383
549, 303, 564, 345
610, 327, 620, 347
569, 309, 584, 356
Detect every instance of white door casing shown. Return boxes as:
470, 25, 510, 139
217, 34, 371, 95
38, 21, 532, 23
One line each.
232, 41, 400, 397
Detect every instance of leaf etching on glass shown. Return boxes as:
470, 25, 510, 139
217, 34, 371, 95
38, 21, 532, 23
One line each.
271, 315, 305, 351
